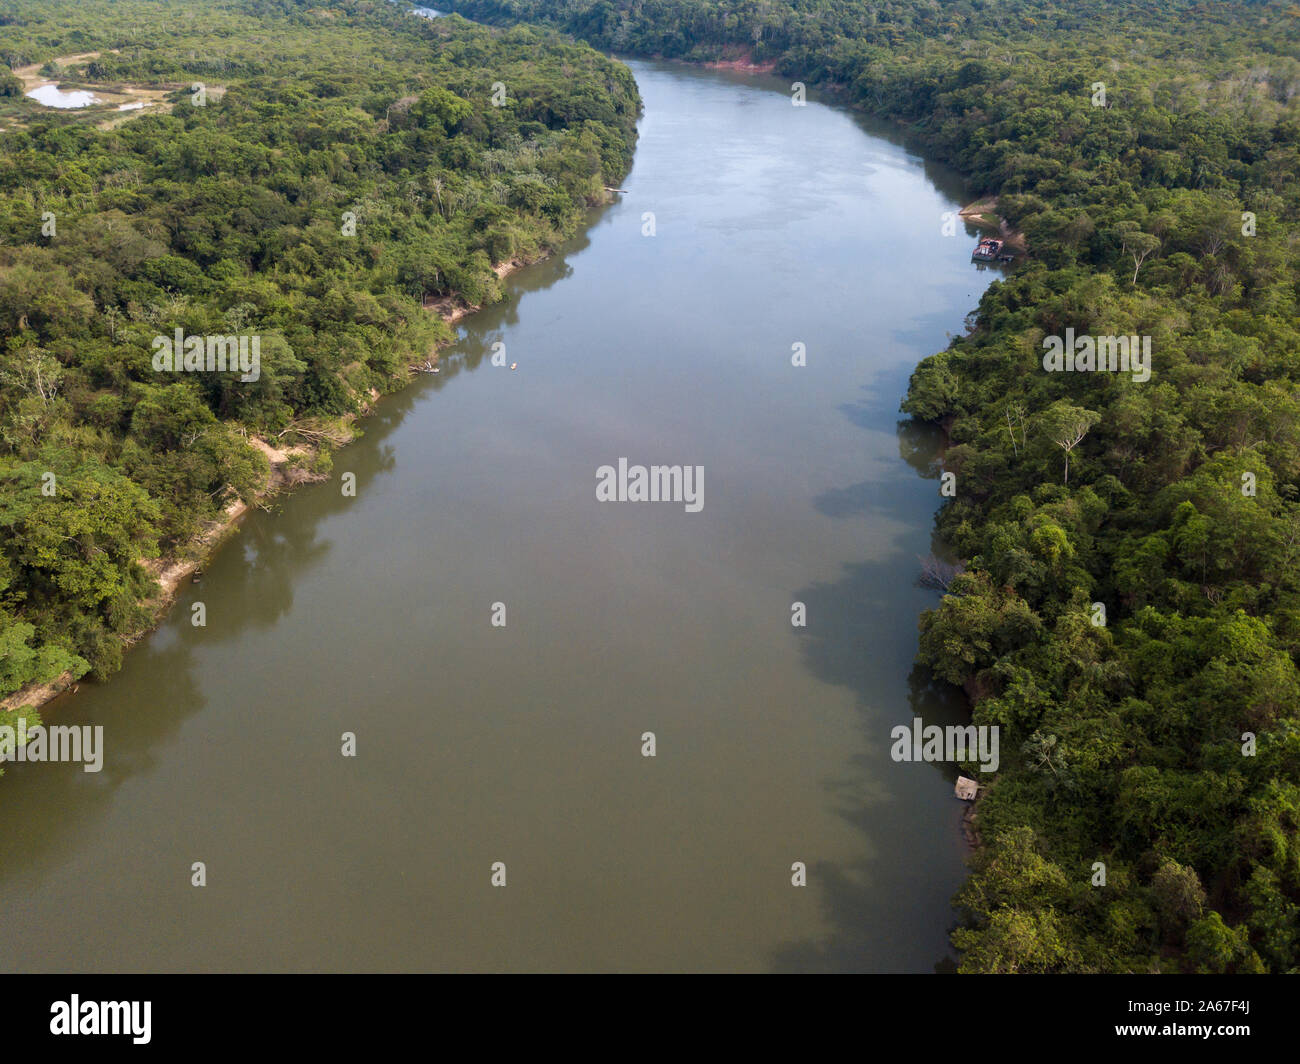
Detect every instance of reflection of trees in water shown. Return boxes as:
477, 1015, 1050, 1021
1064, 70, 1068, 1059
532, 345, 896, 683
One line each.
207, 518, 333, 633
808, 419, 945, 540
812, 477, 900, 521
0, 243, 515, 884
200, 387, 433, 637
115, 224, 598, 668
896, 418, 944, 480
0, 634, 204, 886
772, 409, 966, 972
425, 237, 585, 389
895, 418, 958, 563
811, 396, 944, 522
0, 208, 625, 955
0, 327, 446, 889
905, 663, 971, 780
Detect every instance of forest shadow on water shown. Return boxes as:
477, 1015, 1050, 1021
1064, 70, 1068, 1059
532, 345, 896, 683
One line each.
0, 635, 205, 887
774, 405, 972, 973
0, 211, 602, 898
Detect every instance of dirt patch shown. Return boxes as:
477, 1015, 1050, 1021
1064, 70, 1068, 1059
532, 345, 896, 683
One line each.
12, 51, 110, 81
960, 197, 1027, 253
0, 670, 77, 713
423, 252, 551, 329
143, 496, 251, 603
11, 50, 223, 131
958, 198, 998, 224
702, 48, 778, 74
94, 85, 176, 128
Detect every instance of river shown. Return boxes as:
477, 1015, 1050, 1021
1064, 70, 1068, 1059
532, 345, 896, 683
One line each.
0, 59, 1002, 972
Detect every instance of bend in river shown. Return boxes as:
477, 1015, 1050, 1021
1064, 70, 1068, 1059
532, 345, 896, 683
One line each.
0, 60, 1002, 972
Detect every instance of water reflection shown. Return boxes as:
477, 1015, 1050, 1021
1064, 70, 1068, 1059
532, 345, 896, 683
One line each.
777, 344, 973, 971
0, 636, 205, 884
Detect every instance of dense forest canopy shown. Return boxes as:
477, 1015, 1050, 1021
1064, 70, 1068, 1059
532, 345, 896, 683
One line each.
436, 0, 1300, 973
2, 0, 1297, 974
0, 1, 637, 713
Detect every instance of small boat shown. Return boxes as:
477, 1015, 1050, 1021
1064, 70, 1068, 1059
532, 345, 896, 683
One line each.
972, 237, 1003, 261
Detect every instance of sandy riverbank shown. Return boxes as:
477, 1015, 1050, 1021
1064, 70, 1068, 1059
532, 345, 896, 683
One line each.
702, 49, 778, 74
959, 197, 1027, 252
1, 251, 549, 717
421, 252, 549, 325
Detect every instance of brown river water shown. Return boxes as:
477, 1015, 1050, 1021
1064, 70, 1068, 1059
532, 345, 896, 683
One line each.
0, 58, 1003, 972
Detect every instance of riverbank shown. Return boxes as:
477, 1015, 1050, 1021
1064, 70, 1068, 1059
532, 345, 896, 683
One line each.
959, 198, 1027, 253
700, 47, 777, 74
421, 250, 556, 324
0, 247, 564, 719
664, 55, 1028, 262
657, 53, 1011, 855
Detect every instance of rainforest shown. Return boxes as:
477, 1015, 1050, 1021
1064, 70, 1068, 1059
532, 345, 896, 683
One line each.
1, 0, 1297, 980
